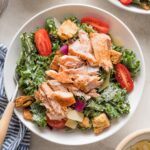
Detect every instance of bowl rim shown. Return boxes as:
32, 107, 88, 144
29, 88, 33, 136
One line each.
4, 3, 146, 145
108, 0, 150, 14
116, 128, 150, 150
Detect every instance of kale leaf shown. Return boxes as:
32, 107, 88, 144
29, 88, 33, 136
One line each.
112, 45, 140, 78
16, 32, 55, 96
84, 83, 130, 119
30, 102, 47, 127
45, 17, 62, 51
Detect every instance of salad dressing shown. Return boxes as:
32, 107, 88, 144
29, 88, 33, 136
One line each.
126, 140, 150, 150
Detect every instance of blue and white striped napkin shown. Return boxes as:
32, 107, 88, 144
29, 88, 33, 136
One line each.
0, 43, 30, 150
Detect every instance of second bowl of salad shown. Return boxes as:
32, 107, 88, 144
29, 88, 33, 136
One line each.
108, 0, 150, 14
4, 4, 145, 145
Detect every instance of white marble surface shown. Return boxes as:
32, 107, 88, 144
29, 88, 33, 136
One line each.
0, 0, 150, 149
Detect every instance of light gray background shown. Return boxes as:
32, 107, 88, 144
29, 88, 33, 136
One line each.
0, 0, 150, 149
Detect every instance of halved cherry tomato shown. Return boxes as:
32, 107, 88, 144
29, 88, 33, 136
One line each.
81, 17, 109, 33
35, 28, 52, 56
119, 0, 132, 5
115, 63, 134, 92
47, 117, 66, 129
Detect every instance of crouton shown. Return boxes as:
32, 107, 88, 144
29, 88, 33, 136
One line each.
15, 96, 34, 108
110, 50, 122, 64
23, 109, 33, 121
80, 117, 91, 128
57, 20, 78, 40
92, 113, 110, 134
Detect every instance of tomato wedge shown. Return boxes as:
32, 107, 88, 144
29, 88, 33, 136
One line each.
119, 0, 132, 5
115, 63, 134, 92
35, 28, 52, 56
47, 117, 66, 129
81, 17, 109, 33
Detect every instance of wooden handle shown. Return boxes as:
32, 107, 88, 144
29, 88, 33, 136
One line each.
0, 101, 15, 145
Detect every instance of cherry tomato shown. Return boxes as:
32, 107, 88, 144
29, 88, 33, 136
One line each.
115, 63, 134, 92
119, 0, 132, 5
35, 28, 52, 56
81, 17, 109, 33
47, 117, 66, 129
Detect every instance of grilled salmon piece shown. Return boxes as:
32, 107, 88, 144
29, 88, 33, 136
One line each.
36, 83, 67, 120
40, 82, 53, 98
87, 89, 100, 98
34, 88, 46, 102
46, 70, 74, 83
51, 91, 76, 106
78, 29, 92, 53
60, 65, 99, 76
69, 29, 98, 66
64, 84, 91, 100
57, 20, 78, 40
46, 99, 67, 120
90, 32, 112, 71
47, 80, 68, 92
110, 50, 122, 64
50, 55, 60, 71
59, 55, 84, 68
74, 75, 101, 93
69, 40, 98, 66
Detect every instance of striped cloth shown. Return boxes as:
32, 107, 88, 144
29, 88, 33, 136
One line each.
0, 43, 30, 150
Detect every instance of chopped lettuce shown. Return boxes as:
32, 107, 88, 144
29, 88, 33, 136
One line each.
112, 45, 140, 77
84, 83, 130, 119
16, 33, 55, 95
30, 102, 47, 127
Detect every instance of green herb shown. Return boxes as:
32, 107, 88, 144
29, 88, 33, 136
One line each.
16, 32, 55, 96
45, 17, 61, 51
84, 83, 130, 119
30, 102, 47, 127
80, 23, 96, 34
45, 17, 57, 36
112, 44, 140, 77
65, 16, 80, 25
132, 0, 141, 4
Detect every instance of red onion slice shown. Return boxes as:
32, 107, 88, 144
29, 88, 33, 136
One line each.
60, 45, 68, 55
75, 100, 86, 112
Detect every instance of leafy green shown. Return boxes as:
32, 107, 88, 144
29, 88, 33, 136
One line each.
65, 16, 96, 34
98, 70, 110, 92
132, 0, 150, 6
45, 17, 61, 51
112, 45, 140, 77
45, 17, 57, 36
80, 23, 95, 34
84, 83, 130, 119
30, 102, 47, 127
16, 32, 55, 95
65, 16, 80, 25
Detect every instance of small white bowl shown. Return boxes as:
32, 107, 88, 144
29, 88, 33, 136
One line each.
116, 128, 150, 150
4, 4, 145, 145
108, 0, 150, 14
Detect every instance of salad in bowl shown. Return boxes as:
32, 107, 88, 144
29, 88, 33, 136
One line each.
119, 0, 150, 10
15, 15, 140, 135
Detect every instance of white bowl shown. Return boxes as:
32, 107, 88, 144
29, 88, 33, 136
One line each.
108, 0, 150, 14
116, 128, 150, 150
4, 4, 145, 145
